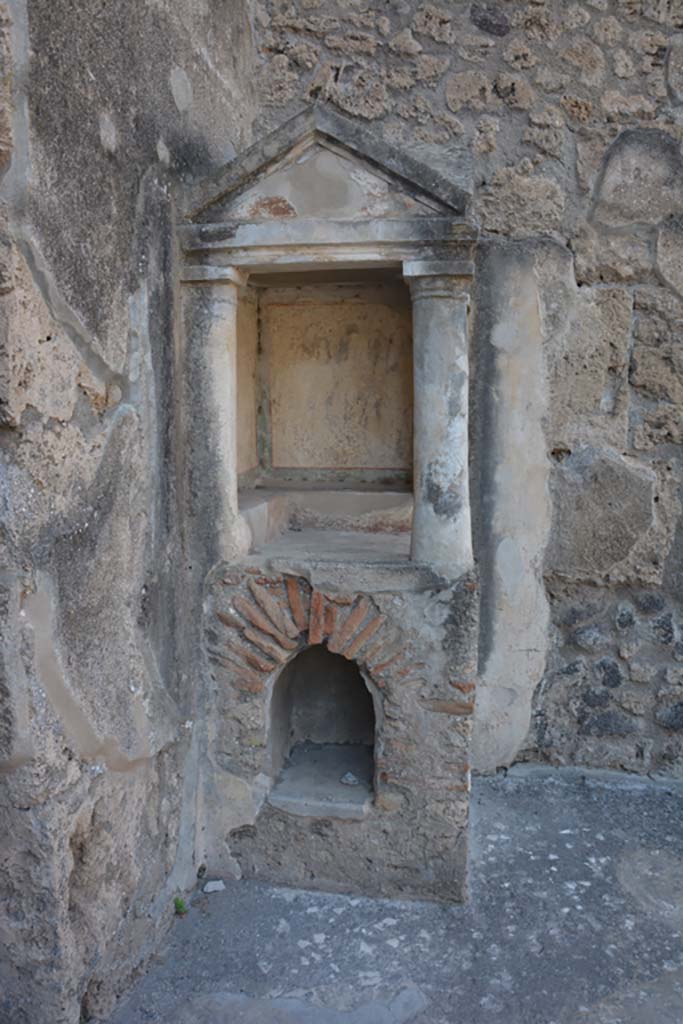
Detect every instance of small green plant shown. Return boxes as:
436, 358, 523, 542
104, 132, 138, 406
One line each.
173, 895, 188, 916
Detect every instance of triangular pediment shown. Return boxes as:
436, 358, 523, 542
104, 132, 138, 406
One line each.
183, 106, 470, 223
205, 142, 450, 222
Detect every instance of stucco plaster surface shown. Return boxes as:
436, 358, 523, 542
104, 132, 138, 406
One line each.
471, 242, 551, 773
0, 2, 258, 1021
261, 283, 413, 472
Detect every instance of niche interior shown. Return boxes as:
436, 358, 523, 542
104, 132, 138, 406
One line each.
268, 644, 376, 819
237, 269, 414, 558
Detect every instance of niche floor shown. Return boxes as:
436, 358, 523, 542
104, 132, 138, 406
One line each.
268, 742, 374, 820
239, 489, 413, 564
250, 528, 411, 564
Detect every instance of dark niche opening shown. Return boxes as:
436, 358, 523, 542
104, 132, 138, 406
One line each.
268, 644, 375, 819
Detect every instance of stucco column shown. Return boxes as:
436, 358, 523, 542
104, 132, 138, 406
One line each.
404, 259, 474, 577
182, 266, 251, 562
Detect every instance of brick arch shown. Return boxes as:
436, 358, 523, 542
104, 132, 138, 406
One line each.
207, 570, 410, 697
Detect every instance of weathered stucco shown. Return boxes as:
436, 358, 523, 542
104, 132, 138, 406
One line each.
259, 282, 413, 474
236, 289, 259, 477
1, 1, 257, 1021
470, 241, 552, 772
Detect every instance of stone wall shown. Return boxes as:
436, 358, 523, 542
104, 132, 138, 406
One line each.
248, 0, 683, 776
0, 2, 255, 1022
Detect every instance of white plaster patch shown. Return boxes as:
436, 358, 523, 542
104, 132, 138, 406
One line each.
495, 536, 525, 603
99, 112, 118, 153
170, 66, 193, 112
157, 138, 171, 165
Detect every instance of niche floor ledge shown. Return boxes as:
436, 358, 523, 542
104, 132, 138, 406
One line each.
268, 743, 373, 821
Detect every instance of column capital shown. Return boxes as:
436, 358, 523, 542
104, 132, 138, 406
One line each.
180, 265, 250, 288
403, 259, 474, 301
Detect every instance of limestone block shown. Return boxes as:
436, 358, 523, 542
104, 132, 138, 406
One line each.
388, 28, 422, 55
511, 4, 562, 43
324, 31, 378, 56
614, 48, 637, 78
328, 68, 392, 120
412, 3, 455, 44
560, 95, 594, 124
634, 406, 683, 448
572, 223, 654, 284
632, 313, 683, 445
271, 11, 339, 37
631, 286, 683, 401
477, 167, 564, 237
632, 350, 683, 403
534, 65, 570, 93
667, 35, 683, 102
546, 447, 656, 581
641, 0, 683, 25
546, 286, 633, 451
656, 215, 683, 294
259, 55, 299, 107
504, 37, 538, 69
575, 127, 621, 192
601, 90, 656, 121
474, 115, 499, 155
565, 3, 591, 28
414, 54, 450, 83
592, 15, 623, 46
286, 40, 318, 70
630, 286, 683, 447
562, 34, 606, 86
445, 71, 496, 112
395, 95, 464, 141
523, 106, 565, 156
457, 32, 498, 64
494, 72, 535, 109
592, 129, 683, 227
383, 66, 416, 92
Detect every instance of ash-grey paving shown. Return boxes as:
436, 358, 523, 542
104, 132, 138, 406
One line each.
108, 768, 683, 1024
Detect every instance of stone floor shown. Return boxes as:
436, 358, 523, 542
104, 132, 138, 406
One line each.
107, 766, 683, 1024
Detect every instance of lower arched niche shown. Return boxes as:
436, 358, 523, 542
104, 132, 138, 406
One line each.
267, 644, 375, 819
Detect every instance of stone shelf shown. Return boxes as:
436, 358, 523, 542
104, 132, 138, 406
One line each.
268, 742, 374, 821
239, 489, 412, 552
